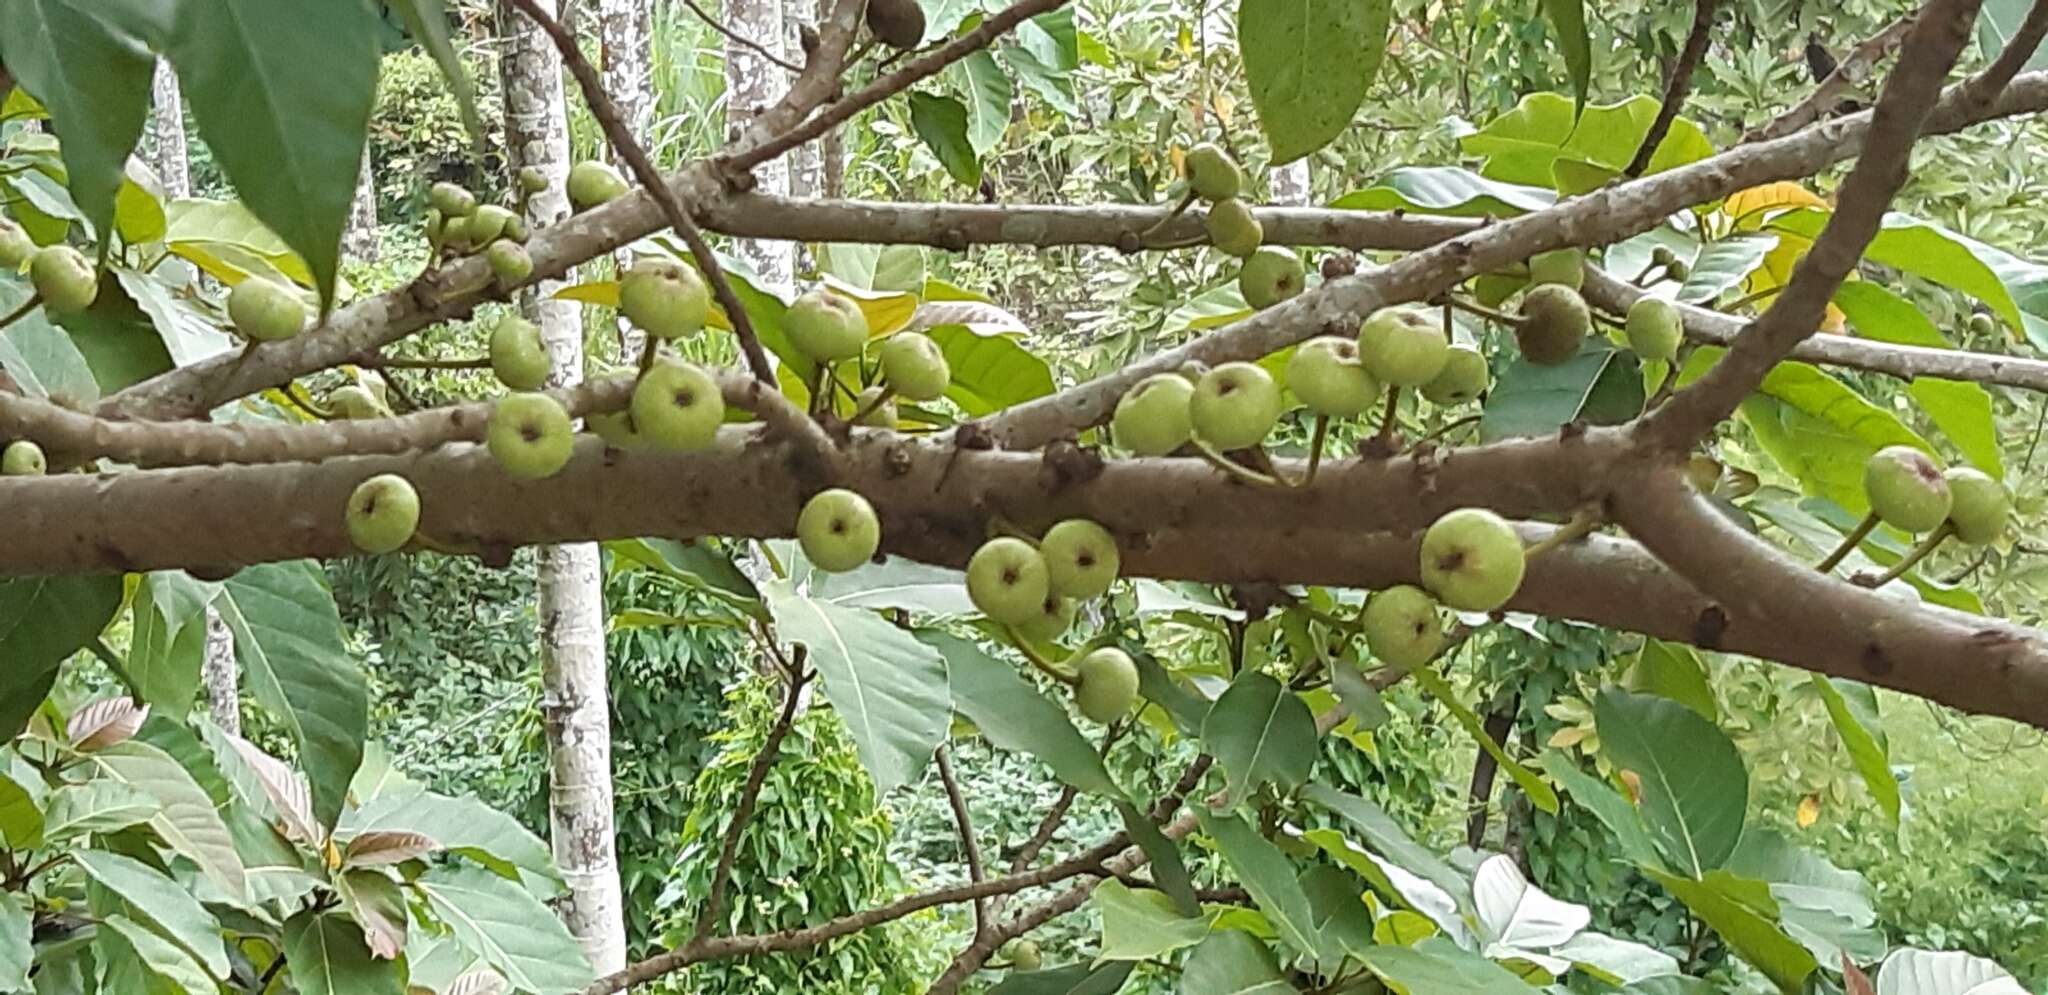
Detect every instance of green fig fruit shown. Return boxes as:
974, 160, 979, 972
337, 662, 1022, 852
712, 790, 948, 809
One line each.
429, 181, 477, 218
1863, 446, 1951, 533
486, 392, 575, 479
1527, 248, 1584, 289
346, 474, 420, 554
852, 386, 898, 428
468, 204, 515, 245
1073, 647, 1140, 723
1664, 259, 1690, 281
1014, 595, 1076, 644
1040, 519, 1120, 600
1944, 466, 2010, 545
878, 332, 951, 402
1417, 344, 1489, 406
1358, 305, 1449, 387
1967, 312, 1997, 338
487, 240, 535, 287
1004, 940, 1043, 973
1112, 373, 1195, 456
0, 219, 32, 270
785, 289, 870, 362
228, 277, 307, 342
1191, 361, 1283, 451
566, 161, 630, 211
489, 315, 552, 391
865, 0, 926, 49
1183, 142, 1242, 202
1, 440, 47, 476
1204, 198, 1263, 258
1515, 284, 1591, 366
798, 489, 882, 572
30, 246, 98, 314
1625, 297, 1683, 362
1361, 585, 1444, 669
633, 360, 725, 450
1473, 271, 1526, 308
1419, 507, 1527, 613
518, 166, 550, 195
1651, 246, 1678, 268
1239, 247, 1305, 309
967, 537, 1052, 626
1286, 337, 1378, 417
620, 257, 711, 339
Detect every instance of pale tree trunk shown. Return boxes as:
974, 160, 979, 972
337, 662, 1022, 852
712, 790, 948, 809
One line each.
498, 0, 627, 974
725, 0, 794, 292
150, 61, 190, 199
201, 608, 239, 735
785, 0, 822, 200
599, 0, 654, 361
1269, 159, 1311, 207
344, 150, 380, 263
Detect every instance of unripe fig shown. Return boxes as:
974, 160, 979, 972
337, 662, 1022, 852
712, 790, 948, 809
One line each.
346, 474, 420, 555
503, 214, 530, 243
0, 219, 31, 269
1665, 259, 1690, 281
1239, 248, 1304, 309
1625, 297, 1683, 362
1286, 337, 1378, 417
517, 166, 549, 195
878, 332, 951, 402
330, 385, 388, 420
1004, 939, 1044, 973
566, 161, 630, 211
486, 392, 575, 479
1515, 284, 1591, 366
633, 361, 725, 450
1473, 271, 1525, 308
1015, 595, 1077, 644
486, 240, 534, 287
1204, 198, 1263, 258
1967, 312, 1997, 337
1183, 142, 1242, 202
852, 386, 898, 428
865, 0, 926, 49
1863, 445, 1951, 533
1419, 507, 1526, 612
1361, 585, 1444, 669
620, 257, 710, 339
1418, 344, 1490, 406
785, 289, 870, 362
1073, 647, 1140, 723
1358, 305, 1449, 387
1651, 246, 1678, 268
798, 488, 881, 572
489, 315, 551, 391
30, 245, 98, 314
1944, 467, 2009, 545
468, 205, 516, 246
1040, 519, 1120, 600
1190, 361, 1283, 451
586, 410, 645, 449
429, 181, 477, 218
1527, 248, 1584, 289
967, 537, 1052, 625
1685, 454, 1722, 493
2, 440, 47, 476
1111, 373, 1195, 456
228, 277, 307, 342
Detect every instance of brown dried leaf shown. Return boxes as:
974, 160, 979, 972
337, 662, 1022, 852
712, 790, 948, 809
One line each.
67, 698, 149, 751
223, 733, 323, 846
341, 830, 441, 867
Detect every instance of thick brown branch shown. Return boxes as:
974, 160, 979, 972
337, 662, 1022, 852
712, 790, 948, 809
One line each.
504, 0, 778, 384
1746, 15, 1917, 142
1626, 0, 1720, 177
934, 746, 990, 938
1645, 0, 1981, 448
694, 667, 812, 940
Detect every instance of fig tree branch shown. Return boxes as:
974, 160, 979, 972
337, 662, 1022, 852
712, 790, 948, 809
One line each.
1745, 14, 1916, 142
1625, 0, 1719, 177
1645, 0, 1981, 448
934, 745, 991, 938
693, 665, 812, 941
676, 0, 801, 73
504, 0, 779, 384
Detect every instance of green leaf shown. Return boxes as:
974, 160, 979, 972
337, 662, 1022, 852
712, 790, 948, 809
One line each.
1128, 648, 1212, 736
1807, 678, 1899, 824
929, 324, 1056, 416
1302, 785, 1472, 913
1595, 689, 1746, 877
1412, 668, 1558, 813
0, 898, 27, 991
1299, 864, 1375, 960
0, 0, 155, 235
0, 275, 98, 403
129, 571, 218, 714
43, 779, 157, 840
89, 740, 246, 899
1090, 879, 1209, 961
814, 558, 974, 615
1462, 93, 1714, 186
115, 159, 168, 244
908, 92, 981, 188
1745, 492, 1981, 613
1195, 810, 1328, 963
98, 912, 214, 992
1729, 359, 1932, 517
1724, 830, 1883, 966
987, 961, 1133, 994
1875, 948, 2029, 995
1537, 752, 1663, 869
1364, 935, 1545, 993
54, 273, 176, 393
1646, 869, 1817, 992
604, 537, 760, 607
1117, 800, 1200, 917
1179, 930, 1293, 995
1332, 166, 1554, 217
1680, 235, 1777, 304
922, 631, 1118, 795
1479, 344, 1639, 443
1237, 0, 1392, 163
216, 561, 367, 831
1538, 0, 1590, 108
1330, 658, 1392, 730
1628, 640, 1717, 721
1773, 209, 2048, 349
115, 269, 235, 368
763, 581, 949, 794
163, 197, 318, 288
77, 851, 231, 979
168, 0, 379, 303
387, 0, 482, 145
341, 777, 556, 884
0, 770, 41, 849
283, 909, 404, 995
338, 869, 409, 959
1833, 282, 2001, 476
1201, 672, 1316, 797
0, 575, 122, 739
416, 865, 595, 995
956, 50, 1013, 154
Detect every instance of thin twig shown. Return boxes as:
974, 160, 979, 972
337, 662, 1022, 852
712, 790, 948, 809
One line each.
1626, 0, 1719, 177
0, 293, 41, 332
934, 746, 990, 939
505, 0, 779, 385
358, 355, 491, 370
678, 0, 802, 72
1816, 511, 1879, 574
1855, 522, 1954, 587
1746, 15, 1917, 142
693, 665, 814, 940
1006, 786, 1077, 874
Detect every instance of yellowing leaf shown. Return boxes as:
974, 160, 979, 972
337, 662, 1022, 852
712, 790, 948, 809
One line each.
552, 281, 620, 307
1724, 181, 1828, 229
1618, 769, 1643, 804
1746, 234, 1849, 332
1548, 726, 1592, 748
1796, 794, 1821, 828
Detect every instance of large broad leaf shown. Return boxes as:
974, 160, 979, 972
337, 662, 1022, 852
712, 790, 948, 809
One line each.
1117, 800, 1200, 917
1647, 869, 1818, 992
52, 273, 175, 393
0, 0, 155, 234
1725, 830, 1884, 966
1480, 344, 1641, 443
1364, 936, 1546, 994
923, 632, 1118, 795
284, 909, 404, 995
338, 869, 409, 959
0, 898, 27, 991
1302, 785, 1472, 913
1090, 879, 1210, 962
116, 268, 235, 368
1304, 828, 1466, 943
814, 558, 975, 615
1201, 672, 1316, 797
1772, 209, 2048, 349
89, 740, 246, 898
956, 50, 1013, 154
1332, 166, 1555, 217
763, 581, 949, 794
341, 778, 555, 884
416, 865, 596, 995
1537, 0, 1590, 109
167, 0, 379, 303
986, 961, 1134, 994
99, 912, 214, 992
1832, 282, 2002, 477
1473, 853, 1590, 967
1595, 690, 1747, 877
1551, 931, 1683, 986
216, 561, 367, 831
604, 538, 760, 608
129, 571, 218, 715
1875, 949, 2028, 995
929, 324, 1056, 416
1195, 810, 1330, 964
0, 771, 41, 849
0, 575, 122, 739
77, 851, 231, 979
387, 0, 481, 144
1299, 864, 1375, 961
42, 779, 157, 841
1180, 930, 1293, 995
1809, 678, 1899, 824
1628, 640, 1716, 722
1538, 752, 1663, 869
1237, 0, 1393, 163
0, 275, 98, 403
1462, 94, 1715, 187
1412, 669, 1558, 813
162, 197, 319, 288
908, 92, 980, 188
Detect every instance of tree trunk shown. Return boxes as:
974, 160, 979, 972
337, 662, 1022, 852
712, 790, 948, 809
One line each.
344, 149, 380, 264
599, 0, 654, 361
724, 0, 794, 292
150, 61, 191, 198
201, 607, 239, 735
498, 0, 627, 974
